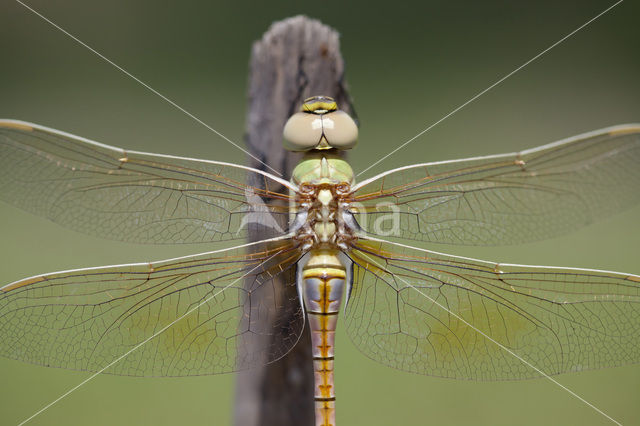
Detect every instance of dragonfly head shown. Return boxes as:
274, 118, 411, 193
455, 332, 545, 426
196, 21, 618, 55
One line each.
283, 96, 358, 152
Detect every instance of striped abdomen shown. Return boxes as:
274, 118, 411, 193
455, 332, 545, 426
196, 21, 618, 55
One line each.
300, 249, 347, 426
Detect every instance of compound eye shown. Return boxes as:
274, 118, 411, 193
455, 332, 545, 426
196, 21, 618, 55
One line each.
283, 112, 323, 151
321, 110, 358, 150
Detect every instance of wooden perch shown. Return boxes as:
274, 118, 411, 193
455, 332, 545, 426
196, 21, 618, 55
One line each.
234, 15, 354, 426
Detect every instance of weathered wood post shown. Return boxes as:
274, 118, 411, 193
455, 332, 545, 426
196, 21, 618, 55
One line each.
234, 15, 354, 426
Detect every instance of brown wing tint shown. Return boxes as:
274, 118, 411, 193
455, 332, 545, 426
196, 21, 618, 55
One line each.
345, 238, 640, 380
0, 238, 304, 376
0, 119, 294, 244
352, 125, 640, 245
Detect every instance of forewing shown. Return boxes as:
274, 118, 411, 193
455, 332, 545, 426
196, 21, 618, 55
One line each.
345, 239, 640, 380
0, 120, 294, 244
0, 239, 304, 376
352, 125, 640, 245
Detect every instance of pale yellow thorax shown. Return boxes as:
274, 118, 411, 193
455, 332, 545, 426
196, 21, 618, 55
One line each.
290, 150, 355, 246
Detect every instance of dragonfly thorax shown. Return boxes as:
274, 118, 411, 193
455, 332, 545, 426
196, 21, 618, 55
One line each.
290, 153, 358, 251
292, 181, 359, 251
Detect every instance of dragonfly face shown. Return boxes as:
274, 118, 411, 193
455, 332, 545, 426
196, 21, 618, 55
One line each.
0, 98, 639, 426
283, 96, 358, 151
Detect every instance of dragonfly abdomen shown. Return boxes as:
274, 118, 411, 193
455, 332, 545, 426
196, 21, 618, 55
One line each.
300, 248, 347, 426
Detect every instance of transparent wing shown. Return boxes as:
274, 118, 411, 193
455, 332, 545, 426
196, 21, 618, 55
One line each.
0, 238, 304, 376
345, 238, 640, 380
0, 120, 295, 244
351, 125, 640, 245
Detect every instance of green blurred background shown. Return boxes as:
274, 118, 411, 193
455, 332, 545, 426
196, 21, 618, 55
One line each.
1, 1, 639, 425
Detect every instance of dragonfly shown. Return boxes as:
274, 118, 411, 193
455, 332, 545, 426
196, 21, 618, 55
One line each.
1, 96, 639, 426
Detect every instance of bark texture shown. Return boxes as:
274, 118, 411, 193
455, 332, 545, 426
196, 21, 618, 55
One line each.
234, 15, 354, 426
